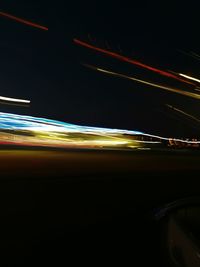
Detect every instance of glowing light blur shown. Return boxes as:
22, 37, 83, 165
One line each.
74, 38, 194, 85
0, 112, 199, 150
0, 112, 146, 149
0, 11, 48, 31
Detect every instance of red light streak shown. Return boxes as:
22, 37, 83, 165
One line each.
0, 11, 48, 31
74, 38, 194, 86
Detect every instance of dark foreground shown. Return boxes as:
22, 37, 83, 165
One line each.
1, 148, 200, 266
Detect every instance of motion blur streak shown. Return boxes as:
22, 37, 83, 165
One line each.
0, 112, 199, 150
179, 50, 200, 61
85, 64, 200, 100
0, 112, 152, 149
0, 96, 30, 104
0, 11, 48, 31
179, 73, 200, 84
74, 38, 194, 85
166, 104, 200, 123
191, 52, 200, 60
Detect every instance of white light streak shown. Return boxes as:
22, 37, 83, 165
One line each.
0, 96, 30, 104
179, 73, 200, 84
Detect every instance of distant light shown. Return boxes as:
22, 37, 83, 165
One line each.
137, 147, 151, 150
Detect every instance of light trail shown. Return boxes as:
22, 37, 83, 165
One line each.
179, 73, 200, 84
178, 50, 200, 62
0, 112, 150, 149
74, 38, 194, 86
0, 112, 199, 149
0, 11, 48, 31
0, 95, 30, 104
84, 63, 200, 100
190, 52, 200, 61
166, 104, 200, 124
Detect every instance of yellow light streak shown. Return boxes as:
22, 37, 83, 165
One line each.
166, 104, 200, 123
94, 66, 200, 100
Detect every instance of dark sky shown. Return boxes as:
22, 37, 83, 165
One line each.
0, 1, 200, 137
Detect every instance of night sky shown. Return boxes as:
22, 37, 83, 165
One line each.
0, 1, 200, 137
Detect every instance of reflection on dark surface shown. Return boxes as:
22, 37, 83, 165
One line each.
166, 205, 200, 267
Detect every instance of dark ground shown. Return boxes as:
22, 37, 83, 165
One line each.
0, 148, 200, 265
